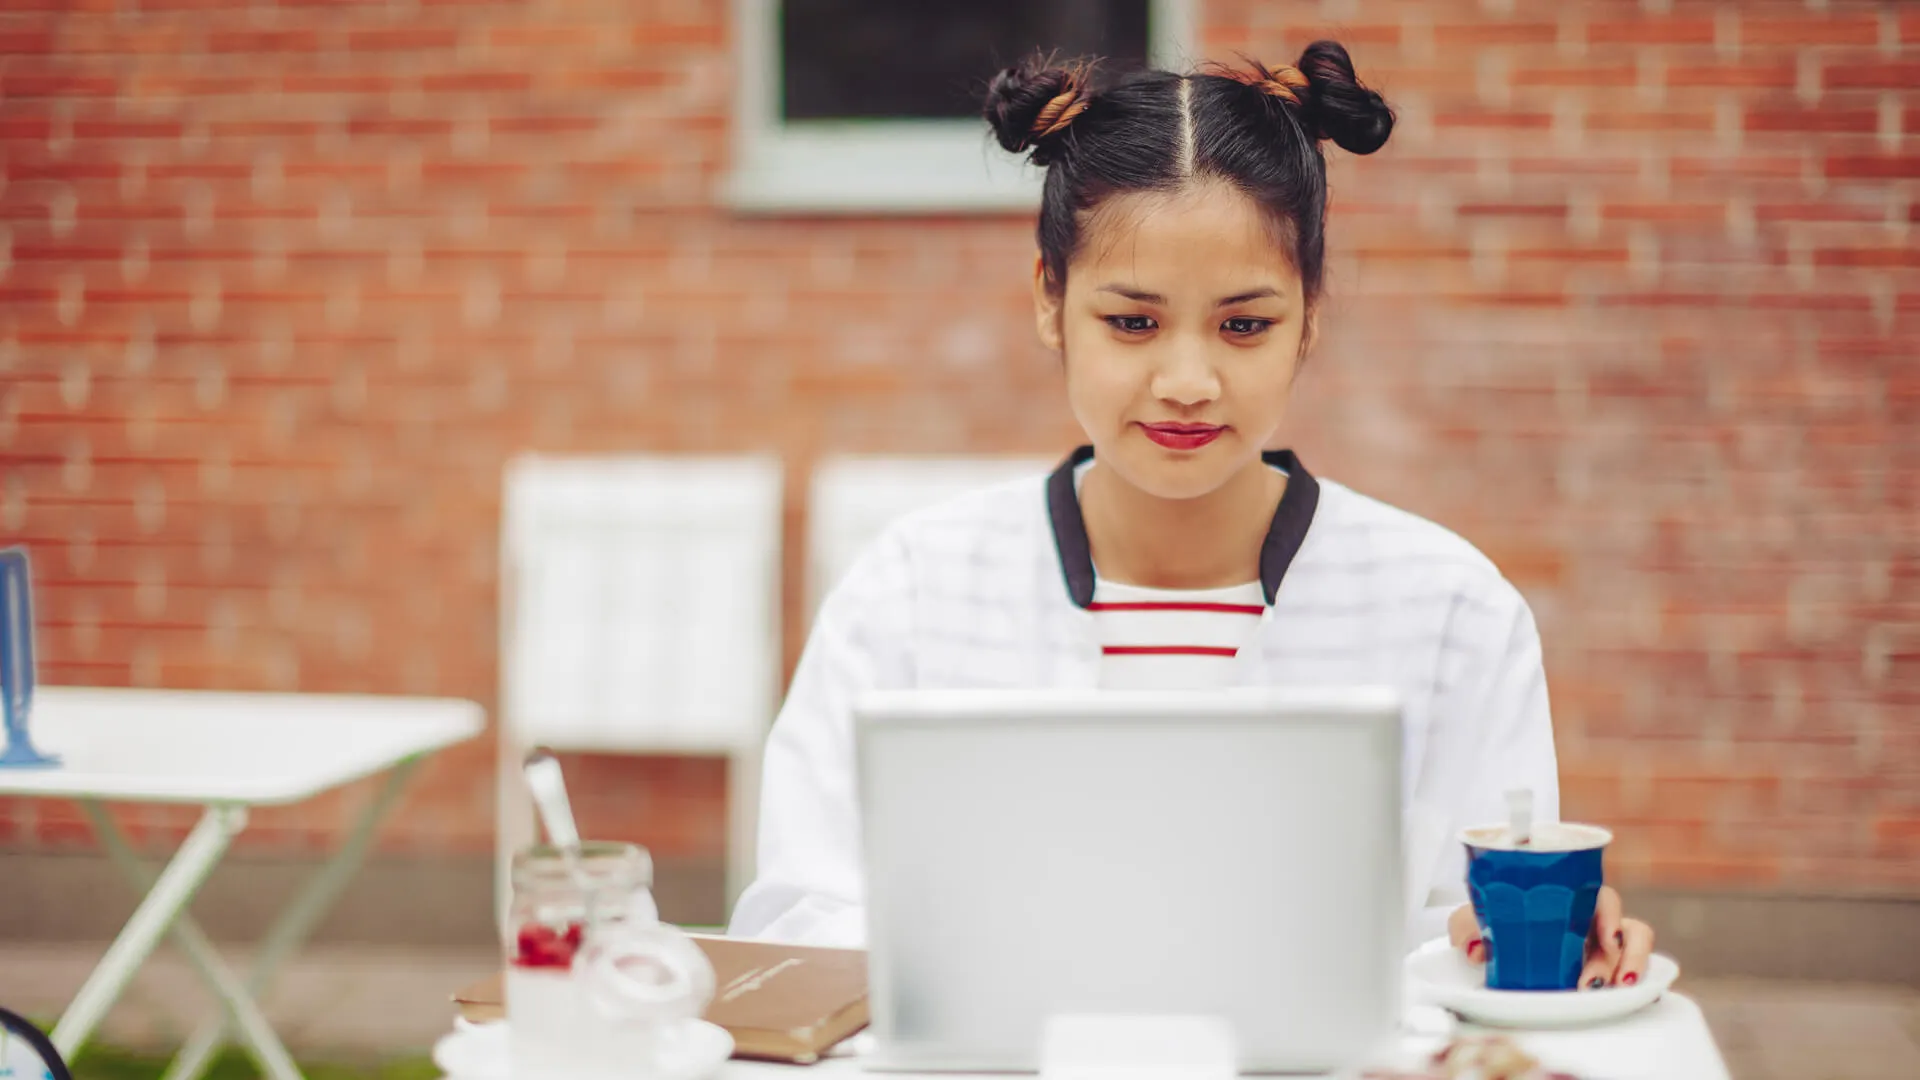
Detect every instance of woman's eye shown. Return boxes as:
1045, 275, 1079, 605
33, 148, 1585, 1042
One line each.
1222, 317, 1272, 336
1104, 315, 1157, 334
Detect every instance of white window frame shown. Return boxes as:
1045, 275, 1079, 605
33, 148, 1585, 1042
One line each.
725, 0, 1196, 214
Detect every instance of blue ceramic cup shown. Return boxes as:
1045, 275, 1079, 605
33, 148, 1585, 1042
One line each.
1461, 822, 1611, 991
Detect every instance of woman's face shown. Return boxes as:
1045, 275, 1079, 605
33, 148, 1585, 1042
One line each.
1035, 181, 1309, 501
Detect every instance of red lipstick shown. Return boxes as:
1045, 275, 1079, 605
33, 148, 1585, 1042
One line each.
1140, 422, 1225, 451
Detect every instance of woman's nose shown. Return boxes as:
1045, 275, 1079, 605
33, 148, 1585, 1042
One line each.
1148, 341, 1220, 407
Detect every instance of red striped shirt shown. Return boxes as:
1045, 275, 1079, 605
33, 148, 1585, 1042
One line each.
1092, 580, 1267, 689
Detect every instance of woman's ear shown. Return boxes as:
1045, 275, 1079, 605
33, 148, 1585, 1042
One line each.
1032, 255, 1064, 352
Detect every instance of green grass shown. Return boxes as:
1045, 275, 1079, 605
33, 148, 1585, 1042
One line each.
14, 1011, 439, 1079
68, 1046, 438, 1080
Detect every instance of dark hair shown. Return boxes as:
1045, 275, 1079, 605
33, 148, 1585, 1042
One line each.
983, 42, 1393, 306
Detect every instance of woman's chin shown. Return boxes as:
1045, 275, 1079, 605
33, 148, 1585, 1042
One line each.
1105, 443, 1243, 502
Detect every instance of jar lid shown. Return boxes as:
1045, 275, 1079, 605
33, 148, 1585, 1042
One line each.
511, 840, 654, 890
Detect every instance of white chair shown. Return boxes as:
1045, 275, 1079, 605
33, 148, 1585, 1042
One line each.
496, 454, 783, 928
806, 454, 1055, 619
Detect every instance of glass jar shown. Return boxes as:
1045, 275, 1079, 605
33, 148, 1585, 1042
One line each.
507, 841, 657, 969
505, 842, 713, 1080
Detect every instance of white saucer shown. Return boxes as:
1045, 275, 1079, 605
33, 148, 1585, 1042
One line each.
1404, 936, 1680, 1029
432, 1018, 734, 1080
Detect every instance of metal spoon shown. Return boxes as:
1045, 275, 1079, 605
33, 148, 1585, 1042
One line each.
523, 746, 582, 854
1505, 787, 1534, 847
523, 745, 595, 916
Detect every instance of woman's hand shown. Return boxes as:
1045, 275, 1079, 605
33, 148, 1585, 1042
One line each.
1448, 887, 1655, 989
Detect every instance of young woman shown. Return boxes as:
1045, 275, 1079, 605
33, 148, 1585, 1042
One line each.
730, 42, 1654, 990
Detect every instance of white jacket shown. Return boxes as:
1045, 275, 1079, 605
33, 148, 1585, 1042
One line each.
729, 449, 1560, 950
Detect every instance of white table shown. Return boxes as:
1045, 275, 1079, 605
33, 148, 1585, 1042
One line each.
439, 992, 1730, 1080
733, 995, 1728, 1080
0, 686, 485, 1080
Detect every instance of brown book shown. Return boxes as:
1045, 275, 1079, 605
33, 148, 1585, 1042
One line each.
453, 935, 868, 1065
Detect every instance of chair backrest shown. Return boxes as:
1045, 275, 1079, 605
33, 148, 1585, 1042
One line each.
500, 455, 784, 754
805, 454, 1055, 619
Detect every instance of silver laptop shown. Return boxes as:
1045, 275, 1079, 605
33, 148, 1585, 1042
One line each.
853, 687, 1404, 1074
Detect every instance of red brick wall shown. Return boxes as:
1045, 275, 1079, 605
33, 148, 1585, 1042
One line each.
2, 1, 1915, 894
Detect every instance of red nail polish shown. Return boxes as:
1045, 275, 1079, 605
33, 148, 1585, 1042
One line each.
1624, 972, 1638, 986
1466, 938, 1482, 959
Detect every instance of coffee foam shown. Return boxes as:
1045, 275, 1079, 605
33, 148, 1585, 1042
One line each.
1461, 821, 1612, 853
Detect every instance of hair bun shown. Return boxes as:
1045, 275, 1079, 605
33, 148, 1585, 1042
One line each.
1294, 40, 1394, 155
983, 53, 1095, 166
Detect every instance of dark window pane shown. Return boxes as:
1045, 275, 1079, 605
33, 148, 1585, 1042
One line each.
781, 0, 1150, 122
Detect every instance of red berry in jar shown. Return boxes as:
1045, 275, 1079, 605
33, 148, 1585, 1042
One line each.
513, 921, 583, 969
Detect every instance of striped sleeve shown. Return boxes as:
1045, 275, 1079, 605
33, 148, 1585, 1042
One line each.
726, 528, 916, 946
1404, 577, 1560, 946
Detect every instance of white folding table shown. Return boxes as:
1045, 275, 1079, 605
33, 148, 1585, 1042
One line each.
0, 685, 485, 1080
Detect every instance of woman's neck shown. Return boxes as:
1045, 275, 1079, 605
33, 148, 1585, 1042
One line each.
1079, 456, 1287, 591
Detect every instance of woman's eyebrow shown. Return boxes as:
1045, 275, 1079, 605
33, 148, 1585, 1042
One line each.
1217, 288, 1280, 306
1096, 284, 1166, 303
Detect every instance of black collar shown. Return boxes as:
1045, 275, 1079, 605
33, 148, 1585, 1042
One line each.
1045, 445, 1321, 609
